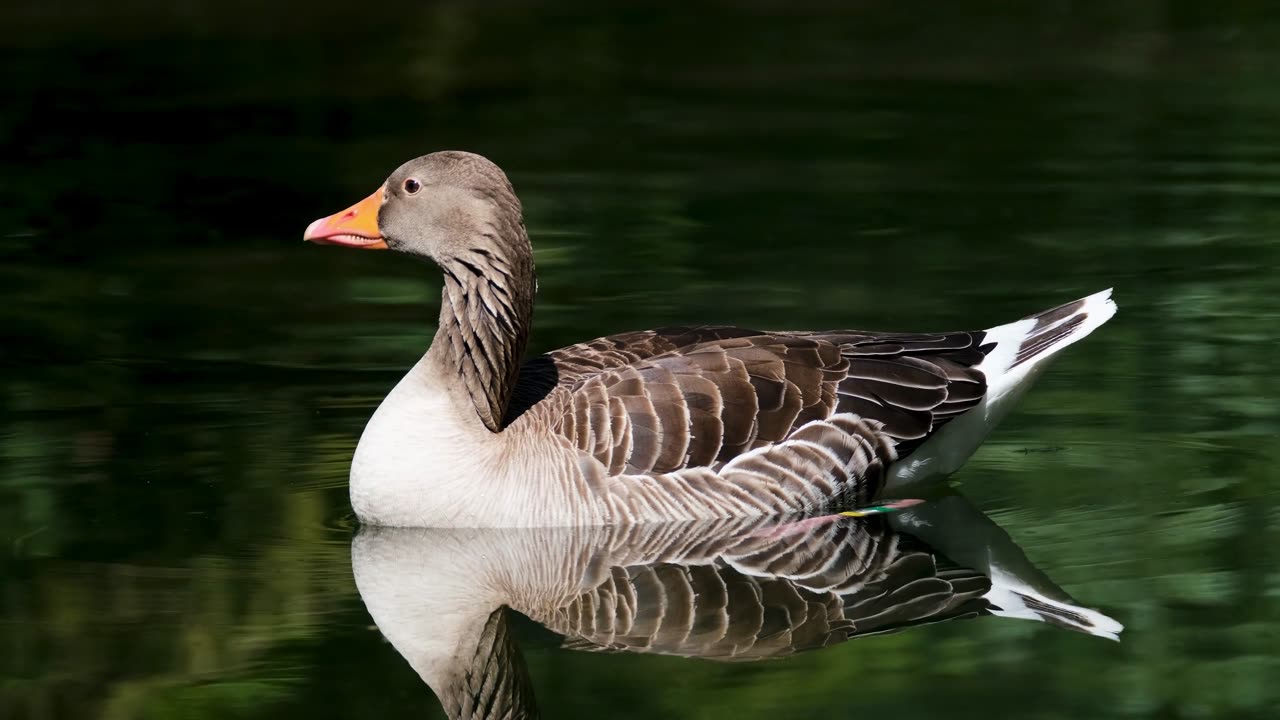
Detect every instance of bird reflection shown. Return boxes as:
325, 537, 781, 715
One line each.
352, 492, 1121, 719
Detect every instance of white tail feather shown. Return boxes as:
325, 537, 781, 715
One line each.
977, 288, 1117, 405
886, 289, 1117, 491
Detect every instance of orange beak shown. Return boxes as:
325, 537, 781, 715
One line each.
303, 188, 389, 249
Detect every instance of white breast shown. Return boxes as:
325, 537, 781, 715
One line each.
350, 357, 500, 526
348, 355, 601, 527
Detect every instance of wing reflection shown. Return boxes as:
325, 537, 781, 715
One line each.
353, 492, 1121, 719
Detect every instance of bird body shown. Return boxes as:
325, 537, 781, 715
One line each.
305, 151, 1116, 527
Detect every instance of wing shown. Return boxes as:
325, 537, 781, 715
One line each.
514, 326, 991, 475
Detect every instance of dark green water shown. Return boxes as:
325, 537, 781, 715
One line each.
3, 1, 1279, 718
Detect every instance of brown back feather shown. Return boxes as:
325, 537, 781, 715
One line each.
519, 326, 991, 473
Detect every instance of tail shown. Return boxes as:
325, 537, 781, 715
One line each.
886, 289, 1117, 490
974, 288, 1117, 409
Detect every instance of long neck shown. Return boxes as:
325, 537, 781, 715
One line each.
429, 234, 536, 433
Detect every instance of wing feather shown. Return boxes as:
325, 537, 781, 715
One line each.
525, 325, 991, 477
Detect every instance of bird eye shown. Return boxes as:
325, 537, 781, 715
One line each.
403, 178, 422, 194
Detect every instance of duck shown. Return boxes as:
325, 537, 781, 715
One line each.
353, 493, 1122, 718
304, 151, 1116, 527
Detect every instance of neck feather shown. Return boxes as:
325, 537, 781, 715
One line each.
432, 236, 535, 433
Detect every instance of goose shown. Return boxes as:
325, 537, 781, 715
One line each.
353, 493, 1122, 719
305, 151, 1117, 527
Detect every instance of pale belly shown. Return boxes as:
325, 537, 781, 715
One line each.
347, 365, 607, 527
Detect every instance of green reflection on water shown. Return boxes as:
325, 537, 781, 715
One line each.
3, 1, 1280, 718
